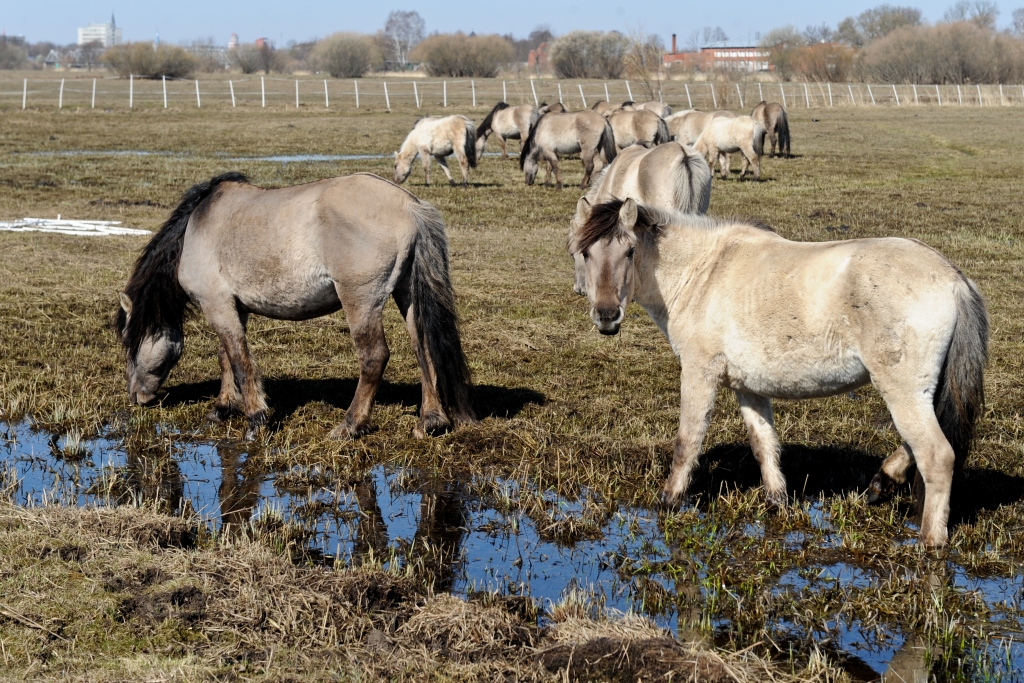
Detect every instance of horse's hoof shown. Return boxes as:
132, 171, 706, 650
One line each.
206, 404, 235, 423
414, 412, 452, 439
659, 489, 688, 510
765, 490, 788, 510
328, 421, 372, 440
244, 411, 267, 440
867, 471, 896, 505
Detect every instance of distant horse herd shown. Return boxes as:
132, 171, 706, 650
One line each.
117, 94, 986, 549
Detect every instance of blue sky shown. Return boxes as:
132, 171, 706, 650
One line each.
3, 1, 1018, 46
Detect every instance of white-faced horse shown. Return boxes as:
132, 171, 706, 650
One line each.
572, 199, 987, 548
117, 172, 476, 440
394, 115, 477, 186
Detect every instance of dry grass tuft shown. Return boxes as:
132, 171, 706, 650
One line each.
398, 593, 535, 658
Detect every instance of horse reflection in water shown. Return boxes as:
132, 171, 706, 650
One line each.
216, 446, 262, 533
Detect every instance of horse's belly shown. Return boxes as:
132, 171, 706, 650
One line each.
724, 350, 869, 399
239, 276, 342, 321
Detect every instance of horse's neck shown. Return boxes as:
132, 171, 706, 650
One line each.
398, 136, 420, 161
634, 227, 722, 320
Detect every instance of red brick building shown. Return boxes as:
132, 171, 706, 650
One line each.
663, 34, 771, 72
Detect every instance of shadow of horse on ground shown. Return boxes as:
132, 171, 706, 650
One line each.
687, 442, 1024, 525
161, 378, 545, 432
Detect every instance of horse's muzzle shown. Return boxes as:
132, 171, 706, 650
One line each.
592, 306, 624, 335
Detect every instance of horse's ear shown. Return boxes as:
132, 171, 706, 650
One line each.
118, 291, 132, 315
576, 197, 592, 222
619, 199, 638, 230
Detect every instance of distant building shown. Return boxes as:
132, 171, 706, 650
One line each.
663, 34, 771, 72
228, 33, 239, 50
78, 13, 122, 48
527, 42, 549, 72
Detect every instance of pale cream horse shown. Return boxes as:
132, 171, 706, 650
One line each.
591, 100, 618, 115
622, 100, 672, 118
394, 115, 477, 187
665, 110, 736, 146
692, 115, 766, 180
568, 142, 712, 295
606, 109, 671, 150
572, 199, 987, 548
751, 100, 791, 158
520, 110, 617, 189
475, 101, 542, 159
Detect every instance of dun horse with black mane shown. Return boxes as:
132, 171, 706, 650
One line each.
520, 110, 616, 189
475, 101, 542, 159
572, 199, 987, 547
116, 172, 475, 440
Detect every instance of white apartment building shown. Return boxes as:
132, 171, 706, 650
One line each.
77, 15, 122, 48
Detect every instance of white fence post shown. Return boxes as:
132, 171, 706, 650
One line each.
413, 81, 420, 108
22, 78, 27, 109
557, 82, 563, 103
578, 83, 586, 108
472, 79, 476, 107
735, 83, 743, 108
162, 75, 167, 108
324, 79, 329, 108
530, 79, 538, 106
913, 84, 918, 105
295, 79, 299, 108
604, 82, 609, 102
261, 76, 266, 107
684, 83, 692, 108
383, 81, 390, 110
848, 83, 855, 105
957, 84, 962, 105
196, 79, 201, 108
502, 80, 507, 102
91, 78, 96, 108
868, 85, 876, 105
999, 83, 1004, 105
443, 80, 447, 107
229, 80, 236, 107
129, 74, 133, 108
710, 83, 717, 108
625, 80, 633, 101
354, 80, 359, 108
780, 83, 786, 107
758, 82, 763, 102
827, 82, 832, 107
804, 83, 810, 107
936, 84, 941, 106
977, 84, 982, 106
892, 84, 900, 106
59, 78, 64, 109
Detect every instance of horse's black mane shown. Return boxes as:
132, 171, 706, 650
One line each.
620, 100, 635, 107
115, 172, 249, 361
477, 101, 509, 140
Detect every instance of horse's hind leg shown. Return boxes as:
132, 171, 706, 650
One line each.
393, 286, 449, 438
203, 306, 267, 438
736, 391, 787, 508
207, 343, 242, 422
452, 149, 470, 187
329, 300, 390, 439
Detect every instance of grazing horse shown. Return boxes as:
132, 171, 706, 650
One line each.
571, 199, 987, 548
394, 115, 477, 187
475, 101, 542, 159
665, 110, 736, 146
693, 115, 766, 180
751, 100, 791, 158
520, 110, 617, 189
116, 172, 475, 440
591, 100, 618, 116
622, 100, 672, 118
607, 109, 671, 150
568, 142, 712, 295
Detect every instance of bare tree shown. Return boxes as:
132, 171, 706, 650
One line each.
804, 23, 834, 43
944, 0, 1000, 28
1014, 7, 1024, 35
384, 10, 425, 67
624, 26, 665, 100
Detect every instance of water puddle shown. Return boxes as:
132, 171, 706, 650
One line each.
2, 418, 1022, 680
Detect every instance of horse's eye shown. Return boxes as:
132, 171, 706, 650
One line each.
582, 250, 590, 260
627, 247, 635, 259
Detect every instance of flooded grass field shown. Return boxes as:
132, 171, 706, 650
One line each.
1, 94, 1024, 681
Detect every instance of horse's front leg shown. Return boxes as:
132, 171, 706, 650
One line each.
719, 151, 731, 179
203, 306, 267, 438
207, 342, 242, 422
329, 301, 390, 439
663, 366, 719, 507
499, 136, 508, 160
434, 154, 455, 186
421, 151, 432, 186
545, 151, 563, 190
868, 443, 914, 504
736, 391, 787, 508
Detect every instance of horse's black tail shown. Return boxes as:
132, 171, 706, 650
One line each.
477, 101, 508, 140
463, 120, 478, 169
913, 277, 989, 509
655, 116, 671, 145
520, 111, 545, 170
599, 119, 617, 165
777, 108, 791, 158
408, 200, 475, 426
116, 172, 248, 361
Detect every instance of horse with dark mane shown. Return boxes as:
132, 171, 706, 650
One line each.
116, 172, 475, 440
751, 100, 791, 158
572, 198, 988, 548
520, 110, 616, 189
475, 101, 543, 160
